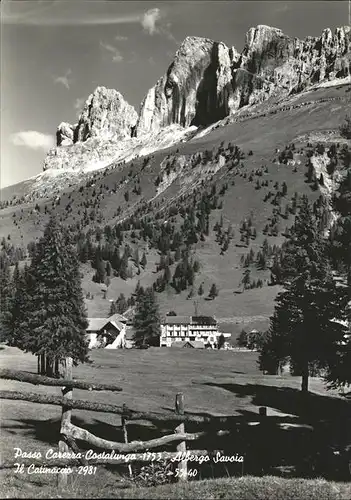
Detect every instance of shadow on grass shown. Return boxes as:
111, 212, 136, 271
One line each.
5, 417, 61, 445
202, 381, 351, 421
3, 415, 177, 451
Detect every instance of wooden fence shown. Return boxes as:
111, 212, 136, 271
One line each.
3, 363, 344, 488
0, 362, 240, 488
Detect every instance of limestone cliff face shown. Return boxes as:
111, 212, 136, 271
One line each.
44, 25, 350, 173
75, 86, 138, 142
231, 25, 351, 110
137, 25, 350, 134
136, 36, 240, 136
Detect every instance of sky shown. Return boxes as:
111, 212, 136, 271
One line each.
1, 0, 348, 188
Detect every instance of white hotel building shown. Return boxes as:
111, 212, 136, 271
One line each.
160, 316, 230, 348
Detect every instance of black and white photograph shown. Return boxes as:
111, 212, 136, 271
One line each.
0, 0, 350, 498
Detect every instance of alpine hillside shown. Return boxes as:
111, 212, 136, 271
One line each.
1, 24, 350, 337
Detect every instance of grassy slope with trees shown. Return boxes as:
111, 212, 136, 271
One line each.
0, 84, 350, 337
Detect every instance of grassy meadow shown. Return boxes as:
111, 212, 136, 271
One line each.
1, 474, 351, 499
1, 344, 350, 498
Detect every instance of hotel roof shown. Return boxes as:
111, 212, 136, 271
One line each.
163, 315, 217, 325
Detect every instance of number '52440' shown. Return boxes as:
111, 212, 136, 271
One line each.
175, 468, 198, 478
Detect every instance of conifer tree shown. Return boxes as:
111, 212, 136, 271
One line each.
259, 196, 348, 392
237, 329, 247, 348
163, 265, 171, 284
105, 260, 112, 277
2, 264, 31, 348
259, 313, 288, 375
13, 217, 89, 374
241, 269, 251, 291
109, 301, 118, 316
93, 258, 106, 283
116, 293, 128, 314
140, 252, 147, 269
324, 151, 351, 389
217, 334, 225, 349
132, 287, 161, 348
111, 246, 121, 273
0, 261, 15, 341
119, 249, 129, 281
208, 283, 219, 300
133, 247, 140, 267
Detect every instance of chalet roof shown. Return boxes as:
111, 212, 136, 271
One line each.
87, 318, 124, 332
87, 318, 108, 332
111, 320, 125, 331
108, 313, 128, 323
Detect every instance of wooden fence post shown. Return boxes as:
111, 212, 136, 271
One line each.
58, 357, 73, 490
258, 406, 267, 475
122, 403, 133, 478
40, 354, 44, 375
175, 392, 187, 481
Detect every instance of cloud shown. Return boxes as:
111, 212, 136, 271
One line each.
2, 2, 179, 44
10, 131, 55, 151
2, 1, 143, 26
54, 69, 72, 89
141, 8, 179, 44
74, 97, 86, 116
100, 41, 123, 62
141, 8, 161, 35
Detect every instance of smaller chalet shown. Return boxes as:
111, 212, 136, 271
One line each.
86, 313, 127, 349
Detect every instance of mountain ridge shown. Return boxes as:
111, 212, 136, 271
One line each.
40, 24, 350, 181
1, 80, 349, 332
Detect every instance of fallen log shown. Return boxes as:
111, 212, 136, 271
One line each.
0, 390, 306, 425
62, 422, 230, 452
0, 369, 123, 392
0, 390, 216, 423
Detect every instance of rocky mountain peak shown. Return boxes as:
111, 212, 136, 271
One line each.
135, 35, 236, 136
75, 86, 138, 142
178, 35, 215, 48
244, 25, 285, 52
46, 25, 350, 175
